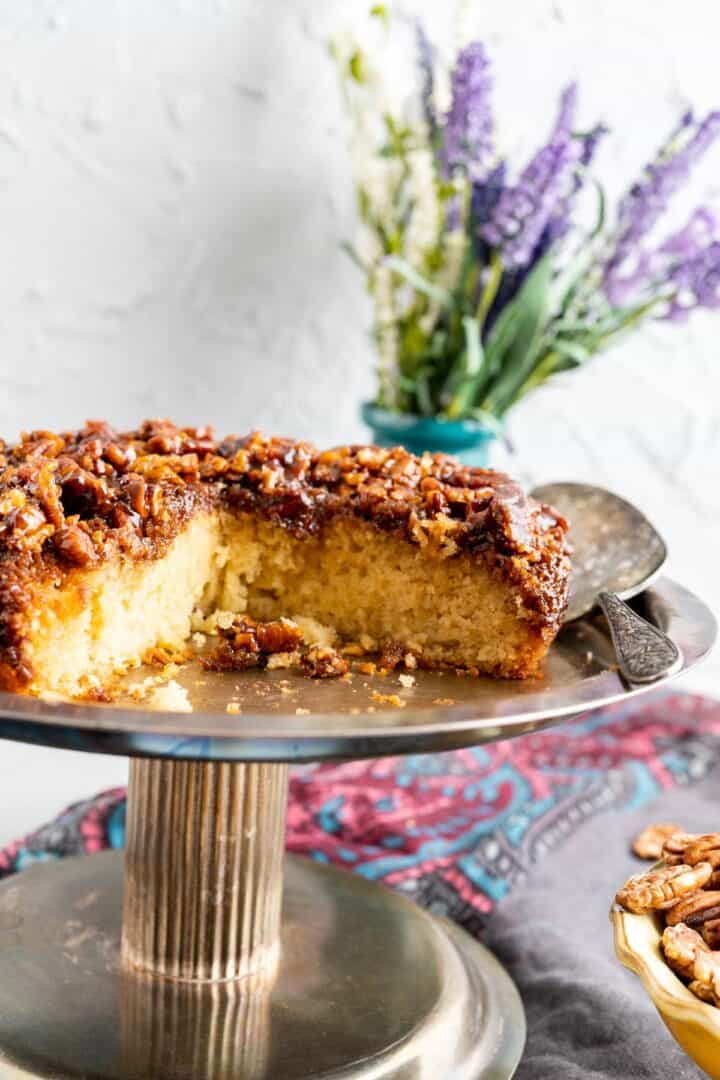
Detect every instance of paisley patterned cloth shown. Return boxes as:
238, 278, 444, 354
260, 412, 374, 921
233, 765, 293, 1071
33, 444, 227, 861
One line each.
2, 691, 719, 936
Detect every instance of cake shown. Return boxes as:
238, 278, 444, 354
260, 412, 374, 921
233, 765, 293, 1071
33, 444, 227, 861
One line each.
0, 419, 570, 696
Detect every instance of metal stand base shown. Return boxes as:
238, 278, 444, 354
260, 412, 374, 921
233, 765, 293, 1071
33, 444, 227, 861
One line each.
0, 851, 525, 1079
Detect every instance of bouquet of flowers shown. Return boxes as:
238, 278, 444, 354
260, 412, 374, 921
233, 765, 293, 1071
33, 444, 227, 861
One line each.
334, 12, 720, 427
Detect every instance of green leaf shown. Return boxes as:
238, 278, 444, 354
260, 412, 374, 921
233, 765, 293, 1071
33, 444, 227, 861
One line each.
550, 181, 607, 316
442, 317, 485, 419
340, 241, 368, 273
551, 338, 591, 366
588, 177, 607, 241
384, 255, 454, 306
481, 253, 554, 415
415, 373, 435, 416
475, 252, 503, 330
482, 302, 518, 378
462, 316, 483, 376
467, 407, 505, 436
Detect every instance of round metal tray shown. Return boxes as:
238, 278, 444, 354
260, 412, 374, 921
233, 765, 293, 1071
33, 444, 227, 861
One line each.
0, 851, 526, 1079
0, 578, 714, 762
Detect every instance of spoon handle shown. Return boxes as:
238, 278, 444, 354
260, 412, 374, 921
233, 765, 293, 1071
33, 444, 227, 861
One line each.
598, 591, 683, 685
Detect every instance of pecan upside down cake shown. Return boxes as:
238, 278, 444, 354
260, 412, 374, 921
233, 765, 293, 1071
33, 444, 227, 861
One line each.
0, 420, 570, 696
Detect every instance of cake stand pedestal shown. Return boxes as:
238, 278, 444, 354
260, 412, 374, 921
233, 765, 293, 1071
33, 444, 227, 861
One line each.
0, 578, 714, 1079
0, 759, 523, 1079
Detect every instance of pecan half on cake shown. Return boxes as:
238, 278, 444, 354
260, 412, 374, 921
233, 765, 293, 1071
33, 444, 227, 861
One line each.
0, 420, 570, 696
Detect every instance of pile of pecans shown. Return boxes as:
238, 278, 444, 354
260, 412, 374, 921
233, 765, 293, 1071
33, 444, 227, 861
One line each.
618, 827, 720, 1005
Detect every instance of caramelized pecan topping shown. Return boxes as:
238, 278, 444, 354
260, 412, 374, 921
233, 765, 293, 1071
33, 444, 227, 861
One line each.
301, 645, 349, 680
0, 420, 568, 580
203, 615, 303, 672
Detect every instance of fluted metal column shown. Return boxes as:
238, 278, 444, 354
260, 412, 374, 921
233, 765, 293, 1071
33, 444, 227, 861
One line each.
120, 969, 272, 1079
121, 758, 288, 982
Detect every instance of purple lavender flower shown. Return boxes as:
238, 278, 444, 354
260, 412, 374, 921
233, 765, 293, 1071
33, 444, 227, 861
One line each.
542, 123, 608, 248
472, 160, 507, 228
480, 138, 579, 267
660, 206, 719, 259
416, 22, 437, 136
665, 241, 720, 320
605, 207, 720, 309
604, 110, 720, 298
666, 214, 720, 315
439, 42, 493, 181
551, 83, 579, 141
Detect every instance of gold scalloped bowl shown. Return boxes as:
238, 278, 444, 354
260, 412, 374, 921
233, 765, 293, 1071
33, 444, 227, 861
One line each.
612, 902, 720, 1078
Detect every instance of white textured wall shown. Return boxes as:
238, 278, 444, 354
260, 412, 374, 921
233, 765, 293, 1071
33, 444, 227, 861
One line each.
0, 0, 719, 842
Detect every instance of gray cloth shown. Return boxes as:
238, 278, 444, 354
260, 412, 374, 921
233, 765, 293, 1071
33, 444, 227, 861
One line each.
484, 779, 719, 1079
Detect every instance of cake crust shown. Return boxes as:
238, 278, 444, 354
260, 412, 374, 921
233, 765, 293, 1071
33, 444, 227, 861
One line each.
0, 419, 570, 692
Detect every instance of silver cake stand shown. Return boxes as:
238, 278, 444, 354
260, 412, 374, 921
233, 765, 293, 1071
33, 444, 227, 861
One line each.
0, 578, 714, 1080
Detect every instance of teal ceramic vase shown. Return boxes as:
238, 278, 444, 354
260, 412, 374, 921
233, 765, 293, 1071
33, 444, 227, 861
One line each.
361, 403, 500, 468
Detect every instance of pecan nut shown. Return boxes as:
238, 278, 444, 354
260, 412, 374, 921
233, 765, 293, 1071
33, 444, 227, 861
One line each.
632, 823, 684, 862
689, 979, 719, 1005
691, 949, 720, 1005
53, 524, 96, 566
662, 923, 710, 980
683, 834, 720, 869
662, 833, 702, 866
666, 888, 720, 928
616, 862, 713, 914
702, 918, 720, 950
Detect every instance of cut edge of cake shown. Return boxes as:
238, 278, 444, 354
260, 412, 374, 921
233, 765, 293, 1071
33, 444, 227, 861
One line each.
0, 421, 571, 697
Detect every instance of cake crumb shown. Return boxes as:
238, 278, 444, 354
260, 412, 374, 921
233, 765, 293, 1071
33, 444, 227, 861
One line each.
371, 690, 406, 709
357, 661, 377, 675
143, 645, 188, 668
342, 643, 366, 657
295, 707, 310, 715
266, 650, 301, 670
226, 701, 242, 714
147, 680, 192, 713
399, 673, 416, 689
433, 697, 456, 706
404, 653, 418, 670
291, 615, 337, 649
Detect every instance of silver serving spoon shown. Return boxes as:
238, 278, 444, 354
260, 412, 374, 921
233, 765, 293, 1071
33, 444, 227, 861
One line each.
530, 482, 682, 684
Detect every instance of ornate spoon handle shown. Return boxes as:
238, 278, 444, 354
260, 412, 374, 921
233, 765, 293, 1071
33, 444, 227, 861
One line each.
598, 591, 683, 685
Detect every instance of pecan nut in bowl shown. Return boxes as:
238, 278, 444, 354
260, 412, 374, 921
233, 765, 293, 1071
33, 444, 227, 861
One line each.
662, 833, 702, 866
688, 979, 719, 1005
683, 835, 720, 869
632, 823, 685, 861
691, 950, 720, 1006
666, 889, 720, 928
703, 918, 720, 950
613, 833, 720, 1080
615, 863, 713, 914
661, 923, 710, 980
